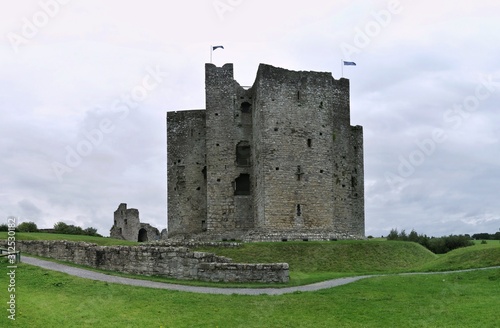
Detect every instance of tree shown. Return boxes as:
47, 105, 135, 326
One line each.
472, 233, 491, 240
408, 229, 419, 242
65, 225, 83, 235
387, 228, 399, 240
83, 227, 101, 237
17, 221, 38, 232
398, 229, 408, 241
53, 221, 99, 236
386, 228, 473, 254
54, 222, 69, 233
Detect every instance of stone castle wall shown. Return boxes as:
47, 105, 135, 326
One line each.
13, 240, 288, 283
167, 63, 364, 239
167, 110, 207, 235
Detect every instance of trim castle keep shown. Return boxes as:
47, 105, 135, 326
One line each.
167, 63, 364, 241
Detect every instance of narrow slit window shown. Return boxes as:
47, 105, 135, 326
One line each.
307, 139, 312, 147
296, 165, 304, 181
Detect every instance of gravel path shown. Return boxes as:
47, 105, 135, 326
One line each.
21, 256, 500, 296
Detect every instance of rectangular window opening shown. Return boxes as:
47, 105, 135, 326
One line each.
234, 174, 251, 195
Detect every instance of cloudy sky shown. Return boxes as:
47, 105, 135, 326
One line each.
1, 0, 499, 237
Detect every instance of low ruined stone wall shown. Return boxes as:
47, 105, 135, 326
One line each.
10, 240, 288, 283
149, 240, 242, 248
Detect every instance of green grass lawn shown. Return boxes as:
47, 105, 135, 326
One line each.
1, 234, 499, 326
0, 261, 498, 327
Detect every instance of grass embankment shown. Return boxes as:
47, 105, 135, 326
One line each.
417, 242, 500, 272
196, 240, 437, 272
1, 261, 498, 327
196, 240, 438, 284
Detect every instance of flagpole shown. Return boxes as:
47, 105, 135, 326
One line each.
210, 45, 212, 63
341, 59, 343, 78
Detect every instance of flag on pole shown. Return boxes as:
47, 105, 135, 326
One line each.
210, 45, 224, 63
343, 61, 356, 66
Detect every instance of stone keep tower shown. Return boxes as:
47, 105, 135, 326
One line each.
167, 63, 364, 240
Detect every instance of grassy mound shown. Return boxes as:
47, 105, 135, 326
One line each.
195, 240, 437, 273
418, 242, 500, 272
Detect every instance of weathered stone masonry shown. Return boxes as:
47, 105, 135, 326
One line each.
13, 240, 288, 283
167, 63, 364, 240
110, 203, 162, 242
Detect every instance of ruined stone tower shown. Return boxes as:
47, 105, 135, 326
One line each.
167, 63, 364, 241
110, 203, 161, 242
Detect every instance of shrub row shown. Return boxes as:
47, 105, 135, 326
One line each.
0, 221, 101, 237
0, 221, 39, 232
471, 232, 500, 240
387, 229, 474, 254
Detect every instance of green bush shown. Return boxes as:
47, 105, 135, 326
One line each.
17, 221, 39, 232
53, 221, 101, 237
0, 224, 8, 232
83, 227, 102, 237
53, 222, 82, 235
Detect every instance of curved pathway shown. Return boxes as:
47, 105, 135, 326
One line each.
21, 256, 500, 296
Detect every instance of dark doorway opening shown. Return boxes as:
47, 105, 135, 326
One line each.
241, 102, 252, 113
234, 174, 251, 195
138, 228, 148, 242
